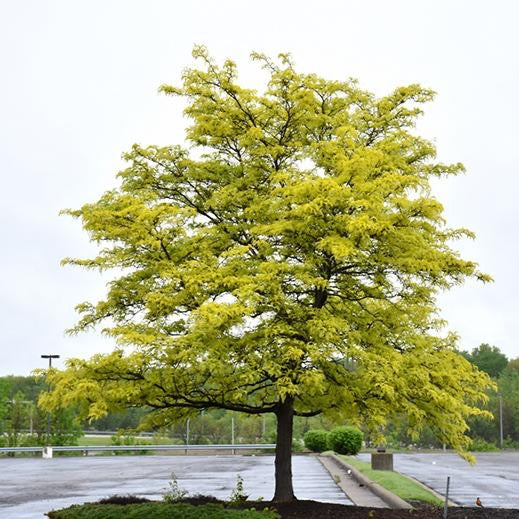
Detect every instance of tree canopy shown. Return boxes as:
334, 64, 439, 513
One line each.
42, 47, 492, 501
463, 344, 508, 379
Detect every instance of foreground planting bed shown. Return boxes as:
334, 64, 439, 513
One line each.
47, 502, 279, 519
46, 496, 519, 519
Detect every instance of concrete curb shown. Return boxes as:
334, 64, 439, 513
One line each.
318, 455, 388, 508
327, 454, 413, 509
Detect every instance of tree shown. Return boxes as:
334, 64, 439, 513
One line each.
463, 344, 508, 379
506, 358, 519, 373
497, 361, 519, 443
0, 378, 9, 434
87, 407, 150, 432
0, 377, 82, 447
41, 47, 492, 501
5, 391, 31, 446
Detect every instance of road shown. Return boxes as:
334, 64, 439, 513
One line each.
358, 452, 519, 508
0, 454, 351, 518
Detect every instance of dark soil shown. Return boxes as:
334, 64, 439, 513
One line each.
206, 497, 519, 519
96, 495, 152, 505
258, 501, 519, 519
96, 495, 519, 518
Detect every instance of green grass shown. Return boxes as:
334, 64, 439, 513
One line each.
47, 503, 280, 519
78, 436, 122, 446
79, 436, 175, 446
339, 455, 443, 506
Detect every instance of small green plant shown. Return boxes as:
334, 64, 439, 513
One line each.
229, 474, 248, 503
470, 437, 499, 452
163, 472, 188, 503
303, 429, 330, 452
111, 431, 149, 455
503, 437, 519, 449
329, 426, 363, 455
291, 437, 304, 453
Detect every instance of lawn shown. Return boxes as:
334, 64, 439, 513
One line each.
78, 435, 173, 446
78, 436, 124, 446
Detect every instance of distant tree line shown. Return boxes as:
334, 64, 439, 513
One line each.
2, 343, 518, 451
381, 344, 519, 450
461, 344, 519, 449
0, 376, 81, 447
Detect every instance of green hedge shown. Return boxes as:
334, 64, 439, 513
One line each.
48, 503, 280, 519
303, 429, 330, 452
328, 426, 363, 455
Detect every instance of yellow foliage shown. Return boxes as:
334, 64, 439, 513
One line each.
43, 47, 493, 461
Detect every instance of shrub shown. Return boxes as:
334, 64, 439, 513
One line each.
303, 429, 330, 452
291, 437, 304, 453
47, 503, 280, 519
328, 426, 363, 455
470, 437, 499, 452
111, 431, 149, 455
503, 437, 519, 449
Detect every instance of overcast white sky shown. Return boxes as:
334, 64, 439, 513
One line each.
1, 0, 518, 375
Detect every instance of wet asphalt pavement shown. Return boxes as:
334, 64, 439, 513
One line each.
358, 452, 519, 508
4, 452, 519, 518
0, 454, 351, 518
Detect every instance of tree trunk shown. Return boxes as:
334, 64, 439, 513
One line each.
273, 396, 296, 502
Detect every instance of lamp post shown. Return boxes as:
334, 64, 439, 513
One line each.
41, 354, 60, 443
499, 394, 503, 448
41, 354, 60, 369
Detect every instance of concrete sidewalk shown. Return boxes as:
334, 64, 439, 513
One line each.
319, 454, 412, 509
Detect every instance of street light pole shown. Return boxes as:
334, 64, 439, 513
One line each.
41, 354, 60, 370
41, 354, 60, 443
499, 394, 504, 448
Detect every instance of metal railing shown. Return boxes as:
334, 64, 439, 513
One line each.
0, 443, 276, 455
0, 446, 43, 453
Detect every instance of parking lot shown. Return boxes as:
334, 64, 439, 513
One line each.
0, 454, 350, 519
3, 451, 519, 518
359, 452, 519, 508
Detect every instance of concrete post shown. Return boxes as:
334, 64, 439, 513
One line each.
371, 451, 393, 471
42, 446, 53, 459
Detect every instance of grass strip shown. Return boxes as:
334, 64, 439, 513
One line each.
47, 502, 280, 519
339, 455, 443, 506
79, 436, 159, 446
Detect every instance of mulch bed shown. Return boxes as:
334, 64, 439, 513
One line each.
99, 496, 519, 519
187, 496, 519, 519
251, 500, 519, 519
